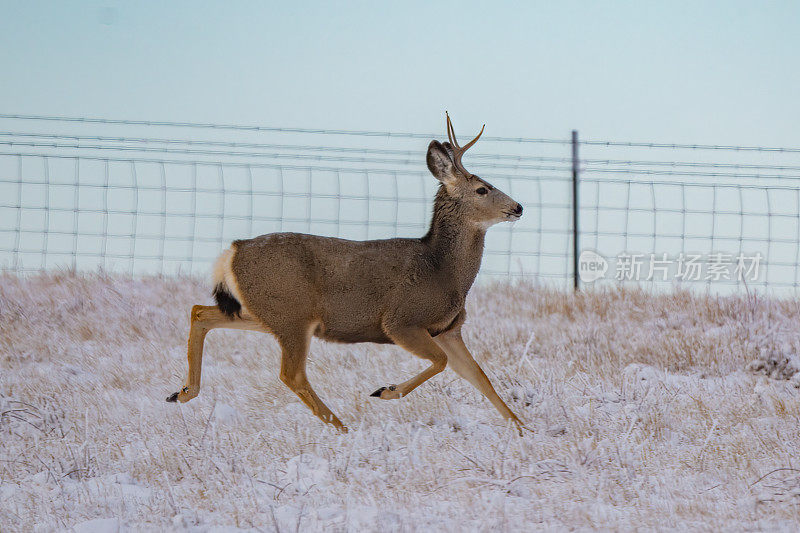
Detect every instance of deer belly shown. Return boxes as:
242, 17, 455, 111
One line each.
313, 319, 392, 344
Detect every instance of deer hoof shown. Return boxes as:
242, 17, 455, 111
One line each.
166, 387, 195, 403
370, 385, 401, 400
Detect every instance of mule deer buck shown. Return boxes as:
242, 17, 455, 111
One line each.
167, 113, 525, 433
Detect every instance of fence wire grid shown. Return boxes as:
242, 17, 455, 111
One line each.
1, 113, 800, 293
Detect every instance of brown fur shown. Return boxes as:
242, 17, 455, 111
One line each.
168, 119, 525, 433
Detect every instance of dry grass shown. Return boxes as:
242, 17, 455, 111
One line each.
1, 272, 800, 531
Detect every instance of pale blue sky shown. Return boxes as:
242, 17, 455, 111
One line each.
1, 1, 798, 146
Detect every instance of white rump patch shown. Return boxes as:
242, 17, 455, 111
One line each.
212, 246, 249, 314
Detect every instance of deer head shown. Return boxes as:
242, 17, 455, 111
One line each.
426, 112, 523, 229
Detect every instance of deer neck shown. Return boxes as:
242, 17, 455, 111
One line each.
422, 187, 486, 294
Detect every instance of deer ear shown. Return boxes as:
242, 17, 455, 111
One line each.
426, 140, 459, 185
441, 141, 455, 160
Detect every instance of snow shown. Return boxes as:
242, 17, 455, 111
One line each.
1, 273, 800, 530
71, 518, 121, 533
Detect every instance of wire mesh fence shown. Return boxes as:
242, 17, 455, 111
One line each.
577, 137, 800, 292
1, 113, 799, 293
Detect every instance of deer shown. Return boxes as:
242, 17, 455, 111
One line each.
167, 113, 526, 433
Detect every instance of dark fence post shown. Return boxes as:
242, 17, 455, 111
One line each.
572, 130, 579, 291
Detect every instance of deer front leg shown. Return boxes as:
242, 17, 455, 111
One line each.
371, 326, 448, 400
433, 327, 524, 433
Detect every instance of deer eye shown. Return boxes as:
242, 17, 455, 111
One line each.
476, 187, 488, 196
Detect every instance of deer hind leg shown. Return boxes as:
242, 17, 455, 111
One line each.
433, 327, 524, 432
371, 326, 448, 400
277, 322, 348, 433
167, 305, 266, 403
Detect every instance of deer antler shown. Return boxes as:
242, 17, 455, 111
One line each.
446, 111, 485, 177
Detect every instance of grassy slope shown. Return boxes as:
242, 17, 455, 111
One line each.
1, 273, 799, 531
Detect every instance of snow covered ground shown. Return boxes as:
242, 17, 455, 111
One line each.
1, 272, 800, 531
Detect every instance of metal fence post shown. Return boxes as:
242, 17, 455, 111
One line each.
572, 130, 579, 291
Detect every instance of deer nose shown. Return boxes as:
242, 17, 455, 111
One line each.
513, 204, 523, 215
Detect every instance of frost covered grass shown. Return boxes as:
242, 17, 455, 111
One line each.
1, 272, 800, 531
